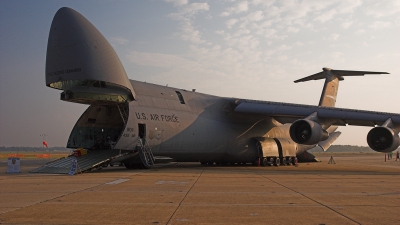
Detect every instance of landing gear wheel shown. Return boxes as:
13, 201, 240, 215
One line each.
274, 157, 280, 167
282, 157, 287, 166
262, 158, 268, 166
286, 157, 291, 165
289, 157, 294, 165
269, 157, 274, 166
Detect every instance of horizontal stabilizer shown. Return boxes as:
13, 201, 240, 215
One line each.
294, 68, 389, 83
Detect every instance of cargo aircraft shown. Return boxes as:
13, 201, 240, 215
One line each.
36, 7, 400, 173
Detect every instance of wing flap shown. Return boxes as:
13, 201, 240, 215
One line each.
318, 131, 342, 151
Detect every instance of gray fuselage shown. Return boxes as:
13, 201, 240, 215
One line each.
67, 80, 309, 163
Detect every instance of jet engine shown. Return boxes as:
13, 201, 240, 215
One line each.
367, 126, 400, 153
289, 119, 329, 145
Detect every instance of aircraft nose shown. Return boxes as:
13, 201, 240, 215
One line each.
48, 7, 93, 48
45, 7, 135, 99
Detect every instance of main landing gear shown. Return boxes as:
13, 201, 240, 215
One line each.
260, 156, 297, 167
200, 156, 298, 167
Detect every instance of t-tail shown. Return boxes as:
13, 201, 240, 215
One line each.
294, 67, 389, 107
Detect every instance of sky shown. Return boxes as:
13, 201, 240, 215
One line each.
0, 0, 399, 147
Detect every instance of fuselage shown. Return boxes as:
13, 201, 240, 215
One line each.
67, 80, 310, 163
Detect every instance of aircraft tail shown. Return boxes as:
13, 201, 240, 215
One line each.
294, 68, 389, 107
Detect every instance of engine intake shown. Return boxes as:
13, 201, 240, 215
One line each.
367, 127, 400, 153
289, 119, 328, 145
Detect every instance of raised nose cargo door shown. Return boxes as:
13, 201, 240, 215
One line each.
45, 7, 135, 105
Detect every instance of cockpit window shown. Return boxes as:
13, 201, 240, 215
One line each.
93, 81, 106, 88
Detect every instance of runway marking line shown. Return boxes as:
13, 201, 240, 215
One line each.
105, 178, 130, 185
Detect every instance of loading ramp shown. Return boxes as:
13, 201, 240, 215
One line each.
30, 149, 135, 175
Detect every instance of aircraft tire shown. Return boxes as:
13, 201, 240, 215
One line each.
269, 157, 274, 166
262, 158, 268, 166
275, 157, 280, 167
290, 157, 295, 165
282, 158, 287, 166
286, 157, 291, 165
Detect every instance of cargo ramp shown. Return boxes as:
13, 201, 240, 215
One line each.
30, 150, 136, 175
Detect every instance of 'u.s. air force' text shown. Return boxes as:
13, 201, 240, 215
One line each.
135, 112, 179, 123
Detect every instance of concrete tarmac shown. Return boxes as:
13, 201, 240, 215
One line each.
0, 153, 399, 225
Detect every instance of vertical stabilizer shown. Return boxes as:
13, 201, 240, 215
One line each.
294, 68, 389, 107
318, 68, 339, 107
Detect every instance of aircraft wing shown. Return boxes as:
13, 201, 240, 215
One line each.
234, 99, 400, 128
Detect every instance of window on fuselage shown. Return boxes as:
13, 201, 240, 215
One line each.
175, 91, 185, 104
93, 81, 106, 88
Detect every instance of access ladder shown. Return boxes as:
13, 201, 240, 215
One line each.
137, 138, 154, 168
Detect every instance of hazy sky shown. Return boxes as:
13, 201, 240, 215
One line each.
0, 0, 399, 147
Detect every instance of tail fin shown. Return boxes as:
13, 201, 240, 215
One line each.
294, 68, 389, 107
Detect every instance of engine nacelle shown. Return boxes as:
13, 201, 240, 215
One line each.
367, 127, 400, 153
289, 119, 329, 145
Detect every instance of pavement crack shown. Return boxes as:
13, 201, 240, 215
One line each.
0, 182, 104, 216
165, 166, 204, 225
250, 168, 362, 225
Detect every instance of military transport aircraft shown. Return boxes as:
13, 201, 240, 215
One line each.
33, 7, 400, 173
